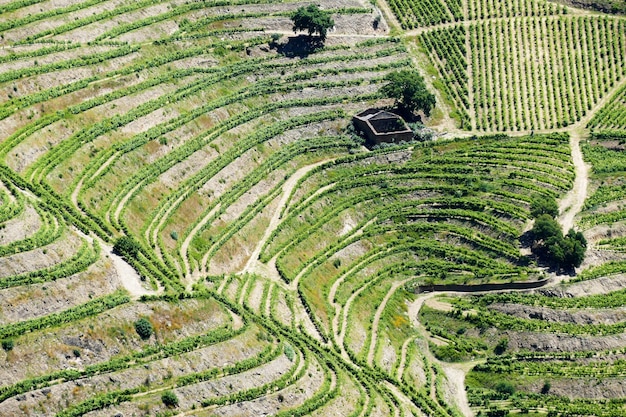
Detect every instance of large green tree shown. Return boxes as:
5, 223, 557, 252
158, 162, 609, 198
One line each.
381, 69, 436, 116
530, 214, 586, 269
291, 5, 334, 41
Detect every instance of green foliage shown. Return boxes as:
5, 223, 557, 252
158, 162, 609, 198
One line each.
530, 194, 558, 218
1, 339, 14, 351
486, 409, 509, 417
494, 381, 515, 396
0, 291, 130, 340
113, 236, 140, 260
284, 343, 295, 361
531, 214, 562, 241
530, 215, 586, 269
381, 69, 436, 116
161, 390, 179, 408
291, 5, 334, 41
134, 317, 153, 340
494, 338, 508, 355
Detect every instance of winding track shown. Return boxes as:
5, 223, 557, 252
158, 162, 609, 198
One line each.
557, 128, 589, 232
366, 278, 411, 366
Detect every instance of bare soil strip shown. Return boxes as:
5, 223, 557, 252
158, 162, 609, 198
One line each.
557, 128, 589, 232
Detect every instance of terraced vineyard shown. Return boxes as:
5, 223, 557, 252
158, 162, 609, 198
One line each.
0, 0, 624, 416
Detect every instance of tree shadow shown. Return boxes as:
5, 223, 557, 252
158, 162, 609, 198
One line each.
385, 106, 423, 123
519, 230, 534, 249
272, 35, 324, 58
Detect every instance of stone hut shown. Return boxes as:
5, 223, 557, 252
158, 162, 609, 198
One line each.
352, 109, 413, 145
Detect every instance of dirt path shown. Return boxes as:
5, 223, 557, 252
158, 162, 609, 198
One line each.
241, 160, 330, 279
555, 74, 626, 232
70, 153, 118, 208
180, 203, 221, 279
71, 224, 156, 299
396, 336, 415, 381
405, 42, 462, 135
329, 253, 382, 358
109, 181, 143, 225
443, 366, 473, 417
265, 282, 274, 317
367, 278, 410, 366
102, 241, 156, 299
406, 293, 473, 416
557, 128, 589, 232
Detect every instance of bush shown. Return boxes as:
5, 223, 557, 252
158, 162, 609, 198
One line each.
541, 380, 551, 394
284, 343, 295, 361
487, 410, 509, 417
161, 390, 179, 408
494, 381, 515, 396
494, 338, 508, 355
134, 318, 153, 340
113, 236, 140, 260
1, 339, 14, 351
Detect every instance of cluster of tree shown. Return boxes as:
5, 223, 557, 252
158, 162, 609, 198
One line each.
528, 195, 586, 270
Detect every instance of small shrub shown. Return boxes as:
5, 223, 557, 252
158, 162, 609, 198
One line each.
1, 339, 14, 351
494, 381, 515, 396
161, 390, 179, 408
73, 349, 81, 358
494, 338, 508, 355
284, 343, 295, 361
541, 380, 551, 394
486, 409, 509, 417
134, 318, 154, 340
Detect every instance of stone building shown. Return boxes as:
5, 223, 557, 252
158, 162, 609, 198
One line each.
352, 109, 413, 145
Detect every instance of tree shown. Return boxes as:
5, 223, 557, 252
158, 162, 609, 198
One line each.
530, 215, 586, 269
380, 69, 436, 116
531, 214, 562, 242
134, 317, 154, 340
291, 5, 334, 41
530, 194, 559, 218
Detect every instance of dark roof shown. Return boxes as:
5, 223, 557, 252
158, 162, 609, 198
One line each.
369, 111, 399, 121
